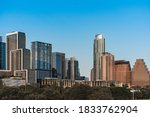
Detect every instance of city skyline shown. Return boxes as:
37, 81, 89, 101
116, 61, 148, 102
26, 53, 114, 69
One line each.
1, 0, 150, 77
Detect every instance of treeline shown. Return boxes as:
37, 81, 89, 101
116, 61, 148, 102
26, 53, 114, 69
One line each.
0, 84, 150, 100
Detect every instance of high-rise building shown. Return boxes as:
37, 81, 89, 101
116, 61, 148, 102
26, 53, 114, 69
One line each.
132, 59, 150, 87
10, 48, 30, 71
6, 32, 26, 70
115, 60, 131, 86
90, 68, 94, 81
65, 58, 69, 79
0, 36, 6, 70
101, 52, 115, 81
31, 41, 52, 71
52, 52, 65, 79
93, 34, 105, 81
67, 57, 80, 80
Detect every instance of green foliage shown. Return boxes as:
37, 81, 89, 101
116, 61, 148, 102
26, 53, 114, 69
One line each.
140, 87, 150, 99
64, 84, 91, 100
0, 84, 150, 100
110, 87, 131, 100
87, 87, 113, 100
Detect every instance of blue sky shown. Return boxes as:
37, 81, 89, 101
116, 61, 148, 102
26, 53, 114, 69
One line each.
1, 0, 150, 77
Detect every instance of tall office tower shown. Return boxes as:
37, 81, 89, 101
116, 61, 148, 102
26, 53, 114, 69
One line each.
93, 34, 105, 81
65, 58, 69, 79
101, 52, 115, 81
0, 36, 6, 69
10, 48, 30, 71
68, 57, 80, 80
31, 41, 52, 71
52, 52, 65, 79
132, 59, 150, 87
6, 32, 26, 70
115, 60, 131, 86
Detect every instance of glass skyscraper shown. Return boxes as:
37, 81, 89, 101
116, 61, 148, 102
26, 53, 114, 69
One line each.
0, 36, 6, 70
31, 41, 52, 71
52, 52, 65, 79
93, 34, 105, 81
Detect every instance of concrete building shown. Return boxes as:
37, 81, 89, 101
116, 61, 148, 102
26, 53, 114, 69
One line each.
1, 78, 26, 87
31, 41, 52, 71
132, 59, 150, 87
14, 69, 51, 84
6, 32, 26, 70
115, 60, 131, 86
67, 57, 80, 80
0, 36, 6, 70
0, 70, 12, 79
10, 48, 30, 72
101, 52, 115, 81
52, 52, 65, 79
93, 34, 105, 81
90, 68, 94, 81
39, 78, 122, 88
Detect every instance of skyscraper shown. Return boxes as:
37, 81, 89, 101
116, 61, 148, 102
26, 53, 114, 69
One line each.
31, 41, 52, 71
132, 59, 150, 87
52, 52, 65, 79
0, 36, 6, 70
93, 34, 105, 81
6, 32, 26, 70
65, 58, 69, 79
115, 60, 131, 86
101, 52, 115, 81
67, 57, 80, 80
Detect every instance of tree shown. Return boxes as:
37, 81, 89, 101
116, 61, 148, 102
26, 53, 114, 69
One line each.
88, 87, 113, 100
110, 87, 131, 100
64, 84, 91, 100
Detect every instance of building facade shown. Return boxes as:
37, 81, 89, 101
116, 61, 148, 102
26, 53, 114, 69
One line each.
10, 48, 30, 72
6, 32, 26, 70
90, 68, 94, 81
65, 58, 69, 79
39, 78, 122, 88
93, 34, 105, 81
101, 52, 115, 81
67, 57, 80, 80
52, 52, 65, 79
115, 60, 131, 86
0, 36, 6, 70
31, 41, 52, 71
132, 59, 150, 87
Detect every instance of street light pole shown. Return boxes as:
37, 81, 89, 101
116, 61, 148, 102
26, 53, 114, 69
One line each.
130, 89, 140, 100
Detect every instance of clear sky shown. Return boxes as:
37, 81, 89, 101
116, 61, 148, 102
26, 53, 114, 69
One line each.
1, 0, 150, 77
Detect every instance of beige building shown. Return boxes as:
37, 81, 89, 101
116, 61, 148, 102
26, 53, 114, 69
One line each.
90, 68, 94, 81
115, 60, 131, 86
132, 59, 150, 87
10, 48, 30, 72
101, 52, 115, 81
39, 78, 122, 88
